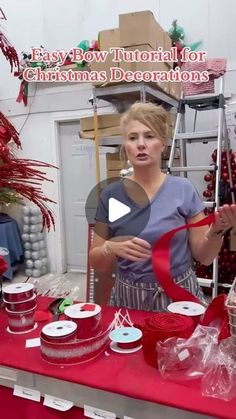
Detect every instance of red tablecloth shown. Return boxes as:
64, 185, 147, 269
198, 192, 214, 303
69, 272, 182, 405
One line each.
0, 297, 236, 418
0, 386, 86, 419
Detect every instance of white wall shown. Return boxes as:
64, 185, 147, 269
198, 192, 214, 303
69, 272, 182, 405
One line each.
1, 0, 236, 271
1, 0, 236, 100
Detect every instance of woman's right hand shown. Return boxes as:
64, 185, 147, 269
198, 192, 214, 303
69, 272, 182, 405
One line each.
106, 237, 151, 261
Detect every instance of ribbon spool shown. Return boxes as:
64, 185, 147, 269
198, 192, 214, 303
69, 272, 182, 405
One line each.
6, 307, 37, 334
40, 324, 111, 365
3, 283, 34, 303
142, 313, 194, 367
109, 327, 143, 353
41, 320, 78, 343
4, 293, 37, 312
167, 301, 206, 326
64, 303, 102, 339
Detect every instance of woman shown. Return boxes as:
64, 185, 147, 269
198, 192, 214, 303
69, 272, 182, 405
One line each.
89, 102, 236, 311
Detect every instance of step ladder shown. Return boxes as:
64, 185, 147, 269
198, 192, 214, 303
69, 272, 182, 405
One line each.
167, 77, 235, 298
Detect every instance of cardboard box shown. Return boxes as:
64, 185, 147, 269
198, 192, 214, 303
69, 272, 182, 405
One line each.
167, 113, 177, 127
164, 32, 173, 68
90, 54, 118, 86
106, 152, 124, 170
118, 45, 170, 94
162, 146, 179, 160
169, 81, 182, 99
161, 157, 180, 170
166, 114, 177, 139
107, 169, 121, 179
119, 10, 164, 50
80, 126, 122, 139
80, 114, 121, 131
99, 28, 120, 51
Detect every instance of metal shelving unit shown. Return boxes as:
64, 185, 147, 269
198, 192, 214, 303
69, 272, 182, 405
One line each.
91, 82, 179, 183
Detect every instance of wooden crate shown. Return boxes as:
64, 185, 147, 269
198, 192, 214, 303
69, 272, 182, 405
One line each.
80, 114, 121, 132
107, 170, 121, 178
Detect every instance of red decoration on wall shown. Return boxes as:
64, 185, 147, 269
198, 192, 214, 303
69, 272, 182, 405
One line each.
0, 9, 56, 231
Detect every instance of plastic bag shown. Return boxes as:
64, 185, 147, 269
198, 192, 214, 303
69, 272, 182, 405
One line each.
156, 325, 218, 380
28, 274, 80, 300
201, 337, 236, 401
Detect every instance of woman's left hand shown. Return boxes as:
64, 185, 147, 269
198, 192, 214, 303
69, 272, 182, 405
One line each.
210, 204, 236, 234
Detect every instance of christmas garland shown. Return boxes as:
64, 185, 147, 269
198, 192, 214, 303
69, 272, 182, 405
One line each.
15, 40, 99, 106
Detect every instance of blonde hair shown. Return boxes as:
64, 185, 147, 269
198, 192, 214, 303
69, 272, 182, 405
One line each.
120, 102, 168, 165
120, 102, 168, 143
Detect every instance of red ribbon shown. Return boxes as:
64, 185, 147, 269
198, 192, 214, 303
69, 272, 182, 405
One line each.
141, 313, 194, 367
118, 339, 142, 349
152, 213, 215, 303
16, 80, 28, 106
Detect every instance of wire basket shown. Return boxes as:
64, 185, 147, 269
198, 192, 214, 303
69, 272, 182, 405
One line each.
226, 277, 236, 347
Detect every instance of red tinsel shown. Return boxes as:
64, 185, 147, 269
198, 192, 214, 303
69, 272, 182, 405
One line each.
0, 11, 55, 231
0, 113, 56, 231
0, 155, 56, 231
0, 31, 19, 73
0, 112, 21, 148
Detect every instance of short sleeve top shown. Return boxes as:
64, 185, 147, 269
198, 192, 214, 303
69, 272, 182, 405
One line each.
95, 175, 204, 280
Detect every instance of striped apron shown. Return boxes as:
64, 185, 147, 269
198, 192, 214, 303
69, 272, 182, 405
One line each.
109, 268, 207, 312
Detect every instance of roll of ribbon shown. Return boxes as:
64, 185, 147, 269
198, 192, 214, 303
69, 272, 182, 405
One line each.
4, 293, 37, 312
3, 283, 34, 303
109, 327, 142, 353
41, 320, 77, 343
40, 325, 111, 365
6, 307, 37, 334
167, 301, 206, 326
142, 313, 194, 367
64, 303, 102, 339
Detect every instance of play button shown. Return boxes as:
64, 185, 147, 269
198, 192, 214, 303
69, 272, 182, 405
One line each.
108, 198, 131, 222
85, 177, 151, 240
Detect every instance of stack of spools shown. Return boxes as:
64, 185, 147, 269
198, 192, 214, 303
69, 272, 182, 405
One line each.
21, 207, 48, 278
40, 303, 111, 365
3, 283, 37, 334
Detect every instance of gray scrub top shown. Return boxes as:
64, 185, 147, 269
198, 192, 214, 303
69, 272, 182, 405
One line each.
95, 175, 204, 281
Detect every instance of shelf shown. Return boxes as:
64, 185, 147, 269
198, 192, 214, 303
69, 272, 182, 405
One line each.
91, 83, 179, 184
93, 83, 178, 111
98, 137, 174, 147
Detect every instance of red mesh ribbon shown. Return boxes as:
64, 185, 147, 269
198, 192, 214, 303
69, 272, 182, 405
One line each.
152, 213, 215, 303
142, 313, 194, 367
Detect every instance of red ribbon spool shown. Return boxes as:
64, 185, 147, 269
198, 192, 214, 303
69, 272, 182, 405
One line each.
6, 307, 36, 334
64, 303, 102, 339
167, 301, 206, 327
109, 327, 143, 353
41, 320, 78, 344
118, 339, 142, 349
4, 293, 37, 312
142, 313, 194, 367
3, 283, 34, 303
40, 325, 111, 365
